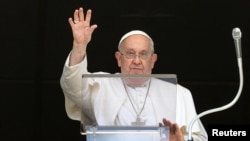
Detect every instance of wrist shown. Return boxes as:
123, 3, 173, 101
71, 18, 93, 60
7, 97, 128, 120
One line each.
69, 48, 86, 66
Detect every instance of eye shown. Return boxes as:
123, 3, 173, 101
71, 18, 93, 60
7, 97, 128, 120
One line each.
139, 51, 149, 57
127, 52, 136, 56
127, 51, 135, 54
140, 52, 148, 56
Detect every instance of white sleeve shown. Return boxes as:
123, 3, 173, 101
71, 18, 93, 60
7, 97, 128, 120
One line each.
60, 53, 88, 121
176, 84, 208, 141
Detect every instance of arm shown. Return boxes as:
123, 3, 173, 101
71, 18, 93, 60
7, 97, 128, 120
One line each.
60, 7, 97, 120
60, 55, 88, 120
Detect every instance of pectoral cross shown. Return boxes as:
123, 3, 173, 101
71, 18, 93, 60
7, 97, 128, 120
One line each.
131, 117, 145, 126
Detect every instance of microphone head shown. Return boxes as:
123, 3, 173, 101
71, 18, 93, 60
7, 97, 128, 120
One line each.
232, 27, 242, 40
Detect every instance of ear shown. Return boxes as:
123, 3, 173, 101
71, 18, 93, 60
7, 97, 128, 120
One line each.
151, 53, 158, 69
115, 51, 122, 67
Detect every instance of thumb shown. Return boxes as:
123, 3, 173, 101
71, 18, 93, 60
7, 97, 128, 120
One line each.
89, 24, 98, 33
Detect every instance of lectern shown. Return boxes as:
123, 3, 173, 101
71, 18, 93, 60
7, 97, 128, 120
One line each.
80, 74, 177, 141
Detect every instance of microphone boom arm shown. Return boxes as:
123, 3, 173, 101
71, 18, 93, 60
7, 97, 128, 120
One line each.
187, 28, 244, 141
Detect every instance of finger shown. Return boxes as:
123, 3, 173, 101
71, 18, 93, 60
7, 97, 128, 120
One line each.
68, 17, 75, 27
87, 24, 98, 36
85, 9, 92, 24
171, 123, 177, 133
172, 123, 183, 136
73, 9, 79, 23
90, 24, 98, 31
78, 7, 84, 22
172, 123, 178, 128
163, 119, 176, 134
163, 118, 171, 126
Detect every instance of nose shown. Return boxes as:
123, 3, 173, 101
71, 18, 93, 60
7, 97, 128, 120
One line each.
132, 56, 142, 64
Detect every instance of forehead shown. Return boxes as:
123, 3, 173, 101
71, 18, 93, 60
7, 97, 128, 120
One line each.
121, 35, 151, 51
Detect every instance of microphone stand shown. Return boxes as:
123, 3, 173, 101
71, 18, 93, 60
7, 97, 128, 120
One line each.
186, 28, 244, 141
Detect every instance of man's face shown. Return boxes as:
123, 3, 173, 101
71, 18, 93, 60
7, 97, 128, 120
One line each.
115, 34, 157, 74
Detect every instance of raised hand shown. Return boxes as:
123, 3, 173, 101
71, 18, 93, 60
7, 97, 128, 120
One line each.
68, 7, 98, 66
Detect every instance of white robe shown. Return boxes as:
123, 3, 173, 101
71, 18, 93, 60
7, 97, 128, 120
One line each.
60, 55, 208, 141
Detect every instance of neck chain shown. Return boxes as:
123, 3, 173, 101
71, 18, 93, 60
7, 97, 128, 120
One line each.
122, 78, 151, 126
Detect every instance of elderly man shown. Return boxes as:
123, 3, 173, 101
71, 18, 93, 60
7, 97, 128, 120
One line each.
60, 7, 208, 141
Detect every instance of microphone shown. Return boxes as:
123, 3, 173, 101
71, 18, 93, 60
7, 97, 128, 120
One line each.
186, 27, 244, 141
232, 27, 242, 58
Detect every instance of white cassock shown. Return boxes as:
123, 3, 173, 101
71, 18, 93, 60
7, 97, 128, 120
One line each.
60, 54, 208, 141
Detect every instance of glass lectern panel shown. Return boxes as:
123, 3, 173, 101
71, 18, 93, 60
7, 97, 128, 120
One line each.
84, 126, 169, 141
80, 74, 177, 141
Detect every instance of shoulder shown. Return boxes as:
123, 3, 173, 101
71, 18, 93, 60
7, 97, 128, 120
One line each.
177, 84, 191, 94
176, 84, 194, 102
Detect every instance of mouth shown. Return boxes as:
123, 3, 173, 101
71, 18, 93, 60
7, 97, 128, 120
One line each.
130, 68, 143, 73
131, 67, 142, 70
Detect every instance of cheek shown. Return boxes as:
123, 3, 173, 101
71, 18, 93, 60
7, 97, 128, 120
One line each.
120, 60, 130, 71
143, 61, 154, 72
